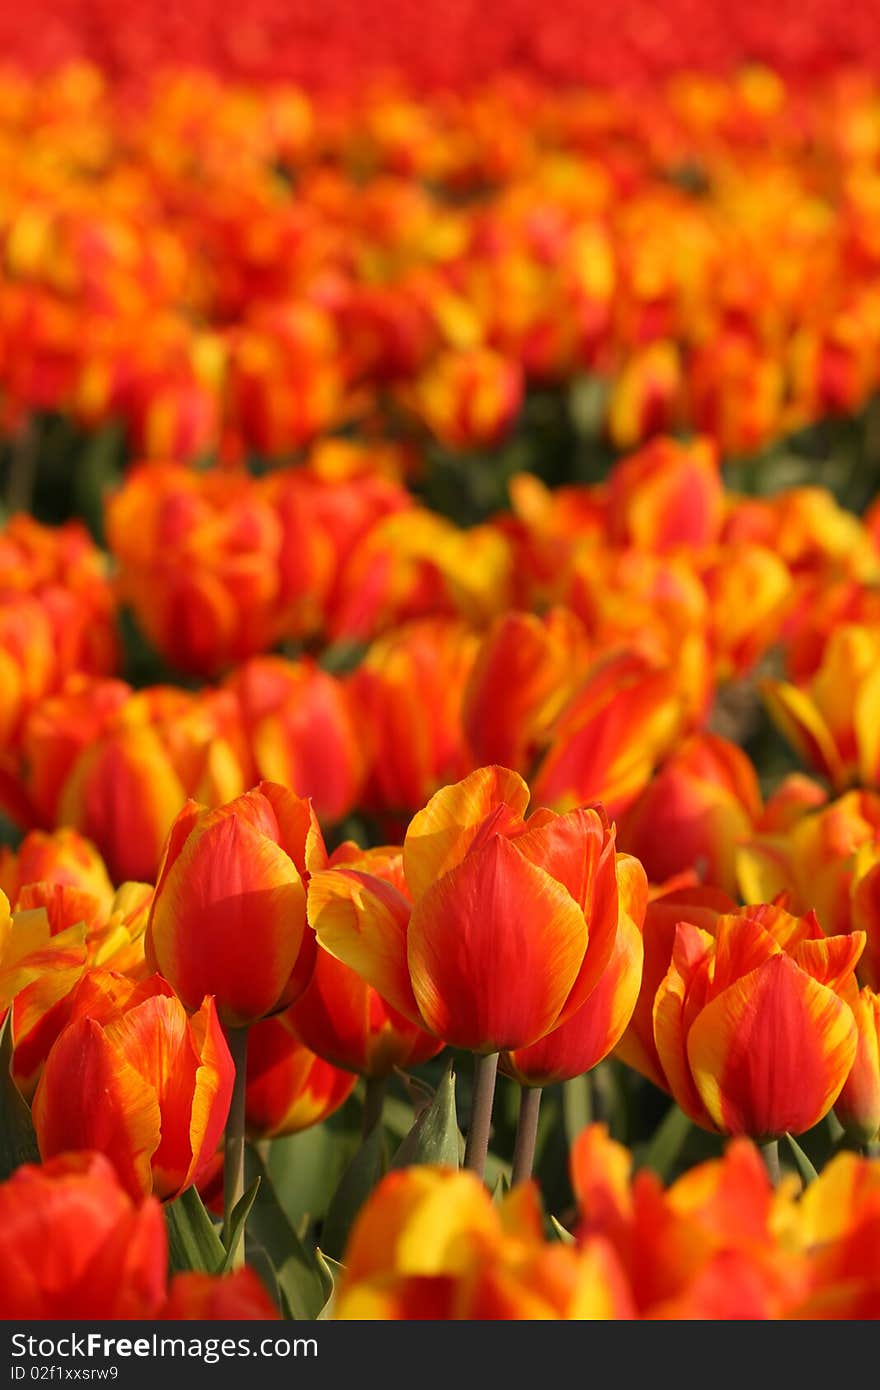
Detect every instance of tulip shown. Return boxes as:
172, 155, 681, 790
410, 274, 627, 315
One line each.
653, 905, 861, 1138
289, 914, 443, 1081
0, 826, 113, 904
762, 624, 880, 791
606, 435, 723, 552
787, 1151, 880, 1317
312, 765, 632, 1175
531, 648, 688, 818
570, 1124, 805, 1318
334, 1166, 633, 1320
501, 899, 644, 1090
225, 656, 364, 823
146, 782, 324, 1028
606, 341, 683, 450
463, 607, 592, 773
346, 618, 479, 817
737, 789, 880, 989
618, 732, 762, 896
404, 346, 523, 449
313, 767, 622, 1054
834, 988, 880, 1146
245, 1009, 357, 1139
33, 992, 234, 1202
0, 1153, 167, 1319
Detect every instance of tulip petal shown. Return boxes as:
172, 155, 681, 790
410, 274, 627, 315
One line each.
104, 996, 199, 1200
653, 923, 717, 1127
503, 911, 643, 1085
309, 868, 421, 1024
33, 1017, 161, 1201
687, 953, 858, 1138
147, 815, 306, 1027
407, 834, 587, 1050
403, 766, 530, 900
761, 681, 845, 788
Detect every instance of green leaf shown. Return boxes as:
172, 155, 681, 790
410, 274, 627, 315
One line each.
320, 1119, 386, 1262
549, 1215, 575, 1245
244, 1147, 327, 1320
0, 1011, 40, 1180
783, 1132, 819, 1186
390, 1064, 461, 1169
219, 1177, 260, 1273
165, 1186, 225, 1275
638, 1103, 693, 1182
268, 1102, 361, 1227
315, 1249, 346, 1319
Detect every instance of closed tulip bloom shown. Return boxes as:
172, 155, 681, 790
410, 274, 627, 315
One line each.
653, 905, 862, 1138
311, 766, 624, 1054
606, 436, 724, 552
146, 782, 325, 1027
0, 1153, 167, 1319
33, 992, 234, 1202
245, 1010, 357, 1139
618, 733, 762, 896
834, 988, 880, 1145
0, 827, 113, 904
290, 941, 444, 1079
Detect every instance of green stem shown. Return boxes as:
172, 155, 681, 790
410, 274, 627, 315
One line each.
222, 1025, 249, 1268
6, 416, 36, 515
362, 1075, 387, 1138
463, 1051, 499, 1180
511, 1085, 542, 1186
761, 1138, 781, 1185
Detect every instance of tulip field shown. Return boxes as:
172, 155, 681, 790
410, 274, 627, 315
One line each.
4, 0, 880, 1326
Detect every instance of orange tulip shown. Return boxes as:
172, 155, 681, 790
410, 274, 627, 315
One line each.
737, 789, 880, 990
606, 436, 723, 552
618, 732, 762, 896
834, 988, 880, 1145
225, 656, 364, 823
33, 991, 233, 1202
571, 1125, 804, 1318
0, 1152, 167, 1319
245, 1009, 357, 1138
531, 648, 687, 818
311, 766, 625, 1053
653, 905, 861, 1137
763, 624, 880, 791
18, 679, 247, 882
146, 782, 324, 1027
289, 943, 444, 1079
0, 826, 113, 904
347, 618, 479, 816
335, 1166, 633, 1320
463, 607, 592, 773
404, 346, 523, 449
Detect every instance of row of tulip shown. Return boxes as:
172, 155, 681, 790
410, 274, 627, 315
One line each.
6, 1128, 880, 1320
1, 766, 879, 1317
6, 63, 880, 466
